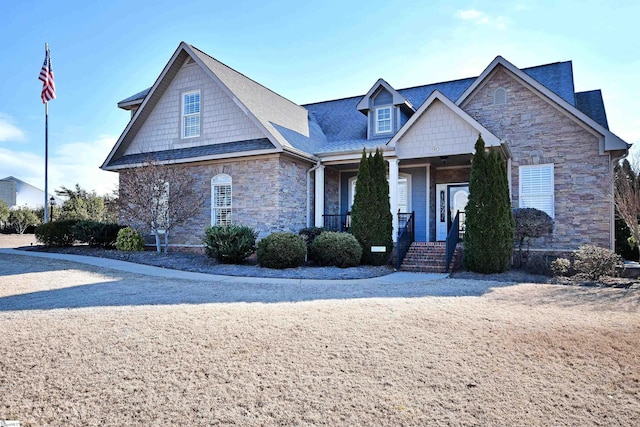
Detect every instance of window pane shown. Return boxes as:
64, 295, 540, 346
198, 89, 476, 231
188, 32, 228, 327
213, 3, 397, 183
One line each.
520, 164, 554, 217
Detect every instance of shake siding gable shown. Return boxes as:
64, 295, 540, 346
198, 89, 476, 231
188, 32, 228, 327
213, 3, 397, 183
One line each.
462, 68, 611, 250
396, 99, 481, 159
124, 61, 264, 157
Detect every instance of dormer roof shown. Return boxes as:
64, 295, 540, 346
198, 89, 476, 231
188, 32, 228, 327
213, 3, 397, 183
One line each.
356, 78, 415, 115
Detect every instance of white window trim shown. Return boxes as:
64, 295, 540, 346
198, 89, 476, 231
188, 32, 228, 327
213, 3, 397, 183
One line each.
211, 174, 232, 226
519, 163, 555, 218
375, 106, 393, 134
348, 173, 411, 212
182, 90, 201, 139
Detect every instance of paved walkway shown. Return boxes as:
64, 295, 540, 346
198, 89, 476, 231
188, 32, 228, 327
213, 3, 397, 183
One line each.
0, 248, 448, 285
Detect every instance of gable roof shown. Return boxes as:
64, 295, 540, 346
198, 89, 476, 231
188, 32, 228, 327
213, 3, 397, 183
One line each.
356, 78, 414, 114
387, 90, 501, 148
108, 49, 627, 164
102, 42, 319, 170
456, 56, 628, 152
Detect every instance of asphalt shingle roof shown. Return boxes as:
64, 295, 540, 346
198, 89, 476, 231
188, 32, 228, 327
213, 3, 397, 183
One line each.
117, 57, 607, 159
575, 90, 609, 129
109, 138, 274, 167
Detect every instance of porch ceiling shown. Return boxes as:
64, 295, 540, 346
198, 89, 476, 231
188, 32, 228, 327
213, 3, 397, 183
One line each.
324, 153, 473, 170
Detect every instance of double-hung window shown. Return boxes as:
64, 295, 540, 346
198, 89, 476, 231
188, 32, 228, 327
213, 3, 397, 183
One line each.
182, 90, 201, 138
519, 164, 554, 218
211, 174, 232, 225
375, 106, 392, 134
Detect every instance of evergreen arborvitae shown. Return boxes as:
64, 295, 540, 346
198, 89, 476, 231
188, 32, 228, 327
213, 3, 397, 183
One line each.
463, 135, 514, 273
351, 148, 393, 265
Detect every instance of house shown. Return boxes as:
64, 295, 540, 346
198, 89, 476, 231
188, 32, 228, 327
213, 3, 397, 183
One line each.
101, 42, 630, 267
0, 176, 62, 209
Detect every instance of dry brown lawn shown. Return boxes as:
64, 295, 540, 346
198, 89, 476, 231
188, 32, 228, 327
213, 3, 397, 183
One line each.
1, 234, 639, 425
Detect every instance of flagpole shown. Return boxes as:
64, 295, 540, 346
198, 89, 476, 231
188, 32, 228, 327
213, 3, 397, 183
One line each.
44, 100, 49, 223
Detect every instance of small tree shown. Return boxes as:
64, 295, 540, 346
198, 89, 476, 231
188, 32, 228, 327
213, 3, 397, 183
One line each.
118, 160, 205, 253
9, 206, 39, 234
464, 135, 514, 273
614, 158, 640, 260
56, 184, 107, 222
513, 208, 554, 266
0, 200, 9, 229
350, 148, 392, 265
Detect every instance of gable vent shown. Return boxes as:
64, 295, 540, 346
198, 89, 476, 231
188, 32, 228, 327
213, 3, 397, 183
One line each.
186, 57, 196, 65
494, 87, 507, 106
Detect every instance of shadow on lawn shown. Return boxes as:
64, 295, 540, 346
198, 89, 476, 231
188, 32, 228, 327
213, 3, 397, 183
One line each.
0, 271, 515, 312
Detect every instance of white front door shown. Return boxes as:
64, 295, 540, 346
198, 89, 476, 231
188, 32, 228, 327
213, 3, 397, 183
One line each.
436, 183, 469, 241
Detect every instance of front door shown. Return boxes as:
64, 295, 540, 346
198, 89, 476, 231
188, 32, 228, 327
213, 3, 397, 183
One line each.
436, 183, 469, 241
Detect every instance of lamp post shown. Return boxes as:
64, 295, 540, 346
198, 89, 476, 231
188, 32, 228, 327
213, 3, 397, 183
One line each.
49, 196, 56, 222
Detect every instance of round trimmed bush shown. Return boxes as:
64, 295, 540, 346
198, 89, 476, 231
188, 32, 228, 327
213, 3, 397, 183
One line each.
310, 231, 362, 268
257, 232, 306, 269
116, 227, 145, 251
203, 224, 258, 264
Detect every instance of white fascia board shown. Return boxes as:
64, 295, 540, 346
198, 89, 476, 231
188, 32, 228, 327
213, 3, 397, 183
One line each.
387, 90, 501, 149
457, 56, 629, 152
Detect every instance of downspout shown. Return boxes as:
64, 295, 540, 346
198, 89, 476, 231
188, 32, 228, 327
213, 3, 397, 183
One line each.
307, 160, 322, 227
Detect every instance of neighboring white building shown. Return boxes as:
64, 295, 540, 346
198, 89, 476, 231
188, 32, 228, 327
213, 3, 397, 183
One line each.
0, 176, 62, 209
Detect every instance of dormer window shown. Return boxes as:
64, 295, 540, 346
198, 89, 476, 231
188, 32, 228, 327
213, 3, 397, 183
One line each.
375, 106, 392, 133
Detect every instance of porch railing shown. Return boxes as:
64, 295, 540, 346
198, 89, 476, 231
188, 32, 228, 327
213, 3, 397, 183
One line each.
396, 211, 415, 270
445, 210, 465, 273
322, 212, 351, 232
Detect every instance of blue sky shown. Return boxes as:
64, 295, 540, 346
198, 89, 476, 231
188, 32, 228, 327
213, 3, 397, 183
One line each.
1, 0, 638, 196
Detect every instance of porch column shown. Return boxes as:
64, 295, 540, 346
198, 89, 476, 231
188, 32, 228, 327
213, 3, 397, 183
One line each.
314, 165, 325, 227
388, 158, 399, 242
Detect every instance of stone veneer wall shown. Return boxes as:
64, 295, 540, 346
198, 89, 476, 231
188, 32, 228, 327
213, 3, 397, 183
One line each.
121, 153, 314, 247
462, 68, 612, 250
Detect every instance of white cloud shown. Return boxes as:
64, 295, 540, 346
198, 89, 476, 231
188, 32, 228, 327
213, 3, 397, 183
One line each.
0, 135, 119, 196
455, 9, 507, 30
0, 113, 26, 142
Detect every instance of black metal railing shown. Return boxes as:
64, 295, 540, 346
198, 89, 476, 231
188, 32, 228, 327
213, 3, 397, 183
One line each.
396, 211, 415, 270
445, 210, 465, 273
322, 212, 351, 232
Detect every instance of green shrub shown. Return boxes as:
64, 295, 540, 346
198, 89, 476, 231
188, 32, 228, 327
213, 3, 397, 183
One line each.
35, 220, 79, 247
257, 232, 306, 269
203, 224, 258, 264
116, 227, 145, 251
574, 245, 624, 280
551, 257, 571, 276
73, 221, 124, 248
310, 231, 362, 268
299, 227, 325, 259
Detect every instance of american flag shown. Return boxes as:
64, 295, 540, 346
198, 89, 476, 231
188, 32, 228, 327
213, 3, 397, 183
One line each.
38, 45, 56, 103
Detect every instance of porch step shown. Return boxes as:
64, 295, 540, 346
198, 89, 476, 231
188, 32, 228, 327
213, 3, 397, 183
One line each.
400, 242, 462, 273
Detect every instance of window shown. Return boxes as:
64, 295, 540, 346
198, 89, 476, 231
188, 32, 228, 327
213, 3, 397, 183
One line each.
519, 164, 554, 217
349, 175, 410, 212
375, 106, 392, 133
182, 90, 201, 138
494, 87, 507, 106
211, 174, 232, 225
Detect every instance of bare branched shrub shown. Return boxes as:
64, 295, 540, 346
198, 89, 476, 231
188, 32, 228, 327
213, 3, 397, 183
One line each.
574, 245, 624, 280
118, 160, 205, 253
614, 158, 640, 255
